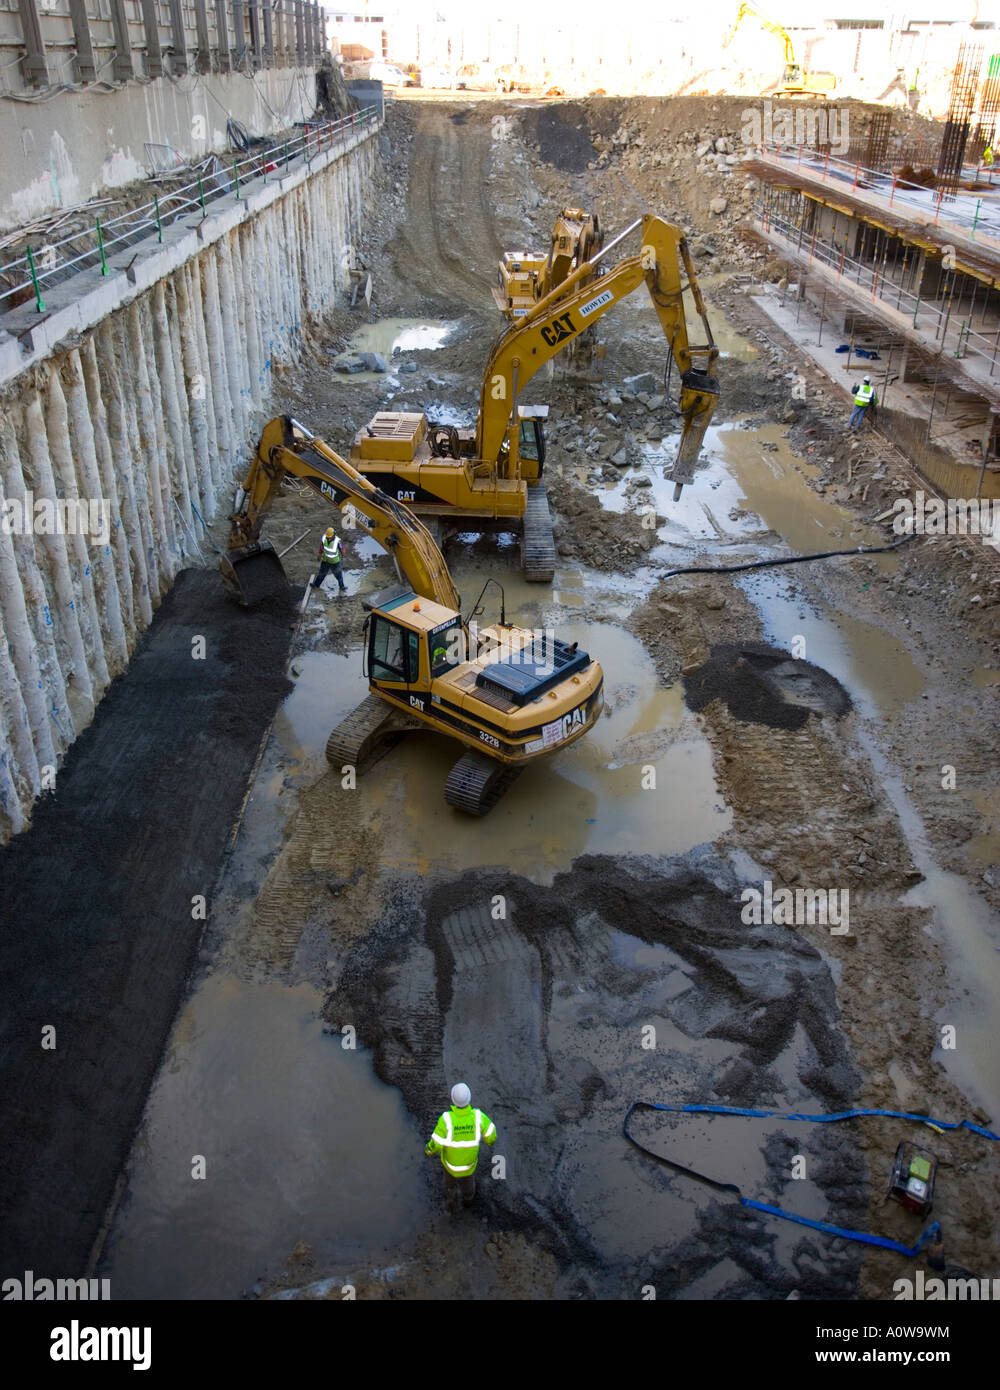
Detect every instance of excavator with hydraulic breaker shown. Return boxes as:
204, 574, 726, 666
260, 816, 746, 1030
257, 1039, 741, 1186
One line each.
347, 213, 721, 581
493, 207, 604, 320
221, 415, 605, 815
724, 3, 836, 98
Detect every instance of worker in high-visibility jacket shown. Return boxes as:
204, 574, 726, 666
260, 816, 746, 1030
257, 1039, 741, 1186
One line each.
312, 527, 346, 594
849, 375, 876, 429
425, 1083, 497, 1210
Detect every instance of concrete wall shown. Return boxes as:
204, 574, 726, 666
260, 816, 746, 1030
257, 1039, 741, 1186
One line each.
1, 66, 319, 231
0, 123, 379, 840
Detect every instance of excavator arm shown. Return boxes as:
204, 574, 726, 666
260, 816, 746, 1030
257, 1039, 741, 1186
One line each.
223, 415, 460, 609
725, 2, 795, 65
477, 214, 720, 497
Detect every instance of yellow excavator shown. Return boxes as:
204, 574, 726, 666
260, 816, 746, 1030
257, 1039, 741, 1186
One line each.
724, 3, 836, 98
221, 415, 604, 815
347, 213, 721, 580
493, 207, 604, 320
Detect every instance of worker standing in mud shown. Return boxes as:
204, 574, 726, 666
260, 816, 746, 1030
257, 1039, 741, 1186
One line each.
849, 375, 876, 429
311, 527, 347, 595
425, 1083, 497, 1211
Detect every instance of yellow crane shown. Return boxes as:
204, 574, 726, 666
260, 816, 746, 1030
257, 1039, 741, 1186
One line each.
724, 3, 836, 98
222, 416, 604, 816
347, 213, 721, 579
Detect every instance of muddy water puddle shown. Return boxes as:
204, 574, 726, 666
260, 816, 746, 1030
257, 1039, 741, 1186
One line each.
595, 422, 884, 565
740, 570, 925, 719
967, 788, 1000, 864
101, 976, 424, 1299
854, 729, 1000, 1117
590, 419, 923, 719
972, 666, 1000, 689
339, 318, 454, 382
274, 651, 367, 782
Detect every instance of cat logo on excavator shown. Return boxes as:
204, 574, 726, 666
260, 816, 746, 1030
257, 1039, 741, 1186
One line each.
540, 311, 576, 347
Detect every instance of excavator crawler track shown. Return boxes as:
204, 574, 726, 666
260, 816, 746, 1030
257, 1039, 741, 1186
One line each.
325, 693, 421, 776
444, 750, 523, 817
522, 484, 556, 583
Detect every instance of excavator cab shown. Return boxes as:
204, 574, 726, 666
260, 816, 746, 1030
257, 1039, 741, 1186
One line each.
517, 406, 547, 483
365, 593, 462, 702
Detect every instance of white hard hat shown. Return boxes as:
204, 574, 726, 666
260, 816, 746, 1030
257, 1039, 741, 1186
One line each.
451, 1082, 471, 1108
863, 375, 871, 383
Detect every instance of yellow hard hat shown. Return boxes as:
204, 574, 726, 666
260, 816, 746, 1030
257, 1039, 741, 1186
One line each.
325, 528, 335, 538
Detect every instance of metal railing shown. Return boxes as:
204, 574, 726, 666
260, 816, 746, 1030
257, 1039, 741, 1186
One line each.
0, 106, 380, 317
757, 202, 1000, 380
755, 142, 1000, 252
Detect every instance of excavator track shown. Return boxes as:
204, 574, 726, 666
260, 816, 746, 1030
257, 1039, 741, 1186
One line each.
522, 484, 556, 583
444, 750, 523, 817
325, 693, 421, 776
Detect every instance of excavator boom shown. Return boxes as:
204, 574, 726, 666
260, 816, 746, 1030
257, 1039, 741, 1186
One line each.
724, 2, 836, 95
224, 415, 459, 609
478, 214, 720, 495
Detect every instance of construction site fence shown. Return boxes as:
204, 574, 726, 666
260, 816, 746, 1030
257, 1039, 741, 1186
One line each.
0, 105, 380, 317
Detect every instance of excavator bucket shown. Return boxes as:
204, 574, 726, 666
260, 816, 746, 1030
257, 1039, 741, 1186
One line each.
220, 539, 288, 607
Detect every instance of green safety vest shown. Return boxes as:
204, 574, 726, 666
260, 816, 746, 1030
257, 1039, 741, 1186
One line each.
322, 534, 342, 563
853, 383, 874, 407
425, 1105, 497, 1176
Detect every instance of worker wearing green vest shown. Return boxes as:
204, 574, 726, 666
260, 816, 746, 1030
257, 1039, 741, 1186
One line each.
425, 1083, 497, 1210
312, 526, 346, 594
849, 375, 876, 429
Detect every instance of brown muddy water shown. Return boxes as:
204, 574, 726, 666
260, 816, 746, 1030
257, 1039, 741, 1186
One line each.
100, 977, 425, 1299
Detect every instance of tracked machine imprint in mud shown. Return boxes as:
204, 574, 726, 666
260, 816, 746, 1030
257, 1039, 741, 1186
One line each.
221, 416, 604, 816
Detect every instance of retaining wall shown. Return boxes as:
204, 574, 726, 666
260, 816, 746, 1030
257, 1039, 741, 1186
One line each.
0, 122, 379, 839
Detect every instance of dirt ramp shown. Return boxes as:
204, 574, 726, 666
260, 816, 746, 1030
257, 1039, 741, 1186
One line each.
383, 102, 508, 312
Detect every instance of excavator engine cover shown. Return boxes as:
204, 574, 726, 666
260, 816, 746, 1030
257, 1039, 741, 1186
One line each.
476, 637, 590, 706
220, 540, 289, 607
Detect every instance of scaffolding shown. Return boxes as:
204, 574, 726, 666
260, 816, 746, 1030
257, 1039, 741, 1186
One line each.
753, 182, 1000, 393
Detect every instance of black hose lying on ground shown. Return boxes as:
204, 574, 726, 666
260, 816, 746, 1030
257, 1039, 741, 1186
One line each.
659, 529, 917, 581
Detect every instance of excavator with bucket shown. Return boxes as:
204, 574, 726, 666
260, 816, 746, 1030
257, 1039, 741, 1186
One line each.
346, 213, 720, 581
493, 207, 604, 320
724, 3, 836, 98
221, 415, 605, 816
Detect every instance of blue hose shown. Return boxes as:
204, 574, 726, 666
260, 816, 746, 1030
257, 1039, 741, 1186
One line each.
623, 1101, 999, 1257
